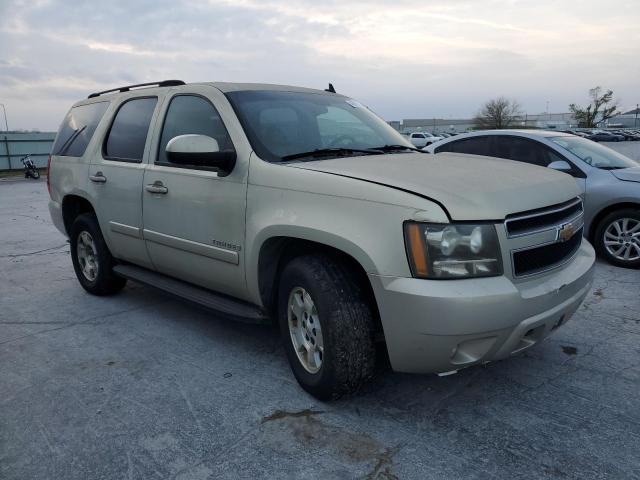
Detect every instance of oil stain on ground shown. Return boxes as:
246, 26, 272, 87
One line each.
561, 346, 578, 356
260, 408, 401, 479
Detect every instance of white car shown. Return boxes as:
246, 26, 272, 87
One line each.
408, 131, 443, 148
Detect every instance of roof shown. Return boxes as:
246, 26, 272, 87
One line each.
466, 129, 572, 137
74, 81, 342, 108
207, 82, 343, 96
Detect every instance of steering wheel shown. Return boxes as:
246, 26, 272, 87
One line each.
327, 135, 356, 148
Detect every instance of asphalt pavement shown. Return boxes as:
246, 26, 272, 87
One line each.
1, 177, 639, 480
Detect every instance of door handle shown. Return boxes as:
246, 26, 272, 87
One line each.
145, 181, 168, 194
89, 172, 107, 183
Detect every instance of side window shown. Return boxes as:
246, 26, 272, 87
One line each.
545, 146, 585, 178
52, 102, 109, 157
157, 95, 235, 166
412, 133, 425, 139
490, 136, 550, 168
104, 97, 158, 162
436, 136, 489, 155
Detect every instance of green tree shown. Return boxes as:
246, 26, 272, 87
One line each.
569, 87, 620, 128
474, 97, 522, 129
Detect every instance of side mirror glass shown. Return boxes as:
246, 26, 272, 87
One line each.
166, 134, 236, 176
548, 160, 572, 172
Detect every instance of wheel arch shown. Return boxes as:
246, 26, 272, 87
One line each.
62, 194, 96, 235
255, 235, 383, 335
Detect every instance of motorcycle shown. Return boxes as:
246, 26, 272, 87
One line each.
20, 154, 40, 179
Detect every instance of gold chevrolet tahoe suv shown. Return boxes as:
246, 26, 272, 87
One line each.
48, 80, 595, 399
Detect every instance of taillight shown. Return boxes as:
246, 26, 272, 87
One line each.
46, 155, 52, 197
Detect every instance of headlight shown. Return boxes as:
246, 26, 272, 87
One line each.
404, 222, 502, 279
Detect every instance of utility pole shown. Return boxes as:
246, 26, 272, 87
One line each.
636, 103, 638, 129
0, 104, 8, 131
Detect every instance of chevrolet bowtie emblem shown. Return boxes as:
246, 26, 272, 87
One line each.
558, 221, 576, 242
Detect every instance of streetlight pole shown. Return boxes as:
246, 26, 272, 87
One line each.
635, 103, 638, 129
0, 104, 8, 131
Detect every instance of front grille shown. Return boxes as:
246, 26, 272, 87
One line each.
513, 228, 583, 277
505, 198, 583, 237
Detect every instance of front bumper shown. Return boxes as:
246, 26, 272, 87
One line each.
369, 241, 595, 374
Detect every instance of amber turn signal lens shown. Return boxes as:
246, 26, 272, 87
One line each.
406, 223, 429, 277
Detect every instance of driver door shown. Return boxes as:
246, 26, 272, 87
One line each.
142, 89, 248, 299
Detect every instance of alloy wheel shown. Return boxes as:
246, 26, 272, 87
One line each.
77, 231, 99, 281
287, 287, 324, 374
604, 218, 640, 262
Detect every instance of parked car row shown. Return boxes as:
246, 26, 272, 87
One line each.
562, 129, 640, 142
406, 131, 465, 147
426, 130, 640, 268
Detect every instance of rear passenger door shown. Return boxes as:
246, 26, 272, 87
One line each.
87, 96, 160, 269
141, 90, 248, 299
435, 136, 490, 155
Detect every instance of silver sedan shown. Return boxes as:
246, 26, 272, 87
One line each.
426, 130, 640, 268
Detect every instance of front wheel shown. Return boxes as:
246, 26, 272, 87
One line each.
278, 254, 376, 400
594, 209, 640, 268
70, 213, 127, 295
30, 169, 40, 179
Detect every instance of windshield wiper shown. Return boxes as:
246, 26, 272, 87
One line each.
599, 166, 626, 170
370, 144, 425, 153
280, 147, 383, 162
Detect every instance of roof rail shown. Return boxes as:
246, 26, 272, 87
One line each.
87, 80, 186, 99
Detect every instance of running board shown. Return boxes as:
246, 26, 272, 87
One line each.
113, 264, 269, 323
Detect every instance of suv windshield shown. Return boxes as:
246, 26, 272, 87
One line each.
549, 136, 638, 169
225, 90, 412, 162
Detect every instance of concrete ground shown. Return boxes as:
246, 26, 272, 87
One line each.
1, 177, 639, 480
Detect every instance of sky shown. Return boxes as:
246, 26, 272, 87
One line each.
0, 0, 639, 131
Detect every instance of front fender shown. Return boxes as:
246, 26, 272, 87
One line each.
244, 187, 427, 305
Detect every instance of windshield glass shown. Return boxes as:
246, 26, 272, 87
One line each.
225, 90, 412, 162
549, 136, 639, 169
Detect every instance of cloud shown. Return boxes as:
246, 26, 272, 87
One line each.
0, 0, 638, 130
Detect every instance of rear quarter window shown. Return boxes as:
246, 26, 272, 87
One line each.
52, 102, 109, 157
104, 97, 158, 162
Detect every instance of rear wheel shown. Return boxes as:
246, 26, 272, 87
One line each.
594, 209, 640, 268
70, 213, 127, 295
277, 254, 376, 400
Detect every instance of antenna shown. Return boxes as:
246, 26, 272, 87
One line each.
325, 83, 336, 93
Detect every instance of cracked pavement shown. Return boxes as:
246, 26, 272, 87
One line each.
1, 178, 639, 479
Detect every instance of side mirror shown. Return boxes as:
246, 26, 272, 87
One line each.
166, 134, 236, 176
548, 160, 572, 172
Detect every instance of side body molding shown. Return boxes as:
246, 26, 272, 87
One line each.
143, 229, 240, 265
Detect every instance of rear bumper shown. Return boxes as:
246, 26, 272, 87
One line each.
370, 241, 595, 374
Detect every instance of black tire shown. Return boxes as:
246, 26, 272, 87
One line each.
70, 213, 127, 295
594, 208, 640, 269
277, 254, 376, 400
31, 169, 40, 179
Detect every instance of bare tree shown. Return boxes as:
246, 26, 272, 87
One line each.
474, 97, 522, 129
569, 87, 620, 128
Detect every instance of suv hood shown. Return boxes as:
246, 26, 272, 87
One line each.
610, 166, 640, 183
289, 152, 579, 220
